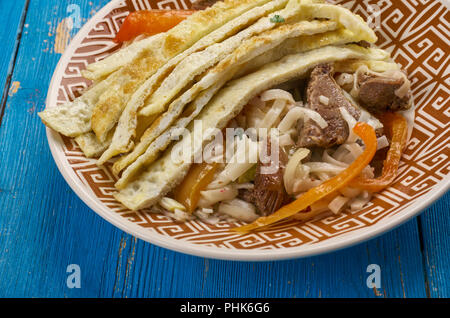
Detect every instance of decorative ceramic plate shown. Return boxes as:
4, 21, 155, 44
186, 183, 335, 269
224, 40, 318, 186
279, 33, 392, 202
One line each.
45, 0, 450, 261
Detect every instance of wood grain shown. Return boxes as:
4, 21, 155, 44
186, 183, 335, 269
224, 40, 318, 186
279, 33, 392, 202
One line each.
419, 193, 450, 298
0, 0, 28, 122
0, 0, 447, 298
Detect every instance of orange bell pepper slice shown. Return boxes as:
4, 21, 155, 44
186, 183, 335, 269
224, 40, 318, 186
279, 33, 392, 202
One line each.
114, 10, 196, 43
232, 122, 377, 233
174, 162, 219, 213
351, 112, 408, 192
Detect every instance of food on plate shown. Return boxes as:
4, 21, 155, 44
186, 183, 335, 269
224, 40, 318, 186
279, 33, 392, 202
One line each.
39, 0, 414, 233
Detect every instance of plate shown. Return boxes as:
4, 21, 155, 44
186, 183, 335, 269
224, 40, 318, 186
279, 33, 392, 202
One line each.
45, 0, 450, 261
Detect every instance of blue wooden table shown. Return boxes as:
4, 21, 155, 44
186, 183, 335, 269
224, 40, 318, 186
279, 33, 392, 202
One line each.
0, 0, 448, 298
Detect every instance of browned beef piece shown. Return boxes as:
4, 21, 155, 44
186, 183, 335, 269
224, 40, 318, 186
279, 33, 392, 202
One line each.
238, 188, 254, 204
298, 64, 361, 148
240, 140, 292, 216
357, 72, 412, 113
191, 0, 221, 10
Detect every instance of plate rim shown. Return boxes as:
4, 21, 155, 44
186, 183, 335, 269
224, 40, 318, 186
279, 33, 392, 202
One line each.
45, 0, 450, 261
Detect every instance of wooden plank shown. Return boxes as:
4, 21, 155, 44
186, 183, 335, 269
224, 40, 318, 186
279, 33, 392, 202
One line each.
0, 0, 28, 121
419, 194, 450, 298
0, 0, 117, 298
106, 219, 427, 298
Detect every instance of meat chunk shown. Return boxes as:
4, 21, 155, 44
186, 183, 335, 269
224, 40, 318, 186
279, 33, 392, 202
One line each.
298, 64, 361, 148
240, 140, 291, 216
357, 72, 412, 113
191, 0, 221, 10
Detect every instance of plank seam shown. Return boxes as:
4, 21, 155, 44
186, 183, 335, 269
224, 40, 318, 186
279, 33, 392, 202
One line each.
416, 216, 432, 298
0, 0, 31, 127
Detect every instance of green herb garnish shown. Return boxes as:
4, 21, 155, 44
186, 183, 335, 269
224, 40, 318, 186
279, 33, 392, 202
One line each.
270, 14, 285, 23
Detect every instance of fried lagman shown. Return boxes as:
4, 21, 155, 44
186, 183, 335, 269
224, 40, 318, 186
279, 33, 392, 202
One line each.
39, 0, 413, 224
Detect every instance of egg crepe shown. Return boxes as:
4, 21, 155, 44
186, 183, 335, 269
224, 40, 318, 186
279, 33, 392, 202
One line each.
297, 2, 377, 43
114, 45, 390, 210
101, 18, 337, 167
82, 0, 280, 82
112, 19, 340, 183
96, 0, 291, 164
82, 0, 327, 82
333, 59, 400, 74
73, 114, 159, 158
137, 2, 309, 119
40, 0, 277, 143
110, 28, 361, 176
109, 2, 378, 175
89, 0, 286, 143
234, 28, 365, 79
74, 132, 112, 158
81, 33, 166, 81
113, 79, 228, 177
99, 0, 339, 165
38, 76, 112, 138
91, 0, 300, 141
139, 0, 374, 119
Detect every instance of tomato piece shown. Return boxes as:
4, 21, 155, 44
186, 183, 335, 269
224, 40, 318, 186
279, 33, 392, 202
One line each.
114, 10, 196, 43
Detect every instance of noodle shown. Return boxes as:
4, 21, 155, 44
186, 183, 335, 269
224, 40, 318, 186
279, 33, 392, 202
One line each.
322, 150, 348, 168
198, 185, 238, 208
328, 195, 350, 214
258, 99, 286, 129
278, 106, 328, 133
304, 162, 346, 174
260, 89, 296, 104
283, 148, 310, 194
218, 199, 258, 222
